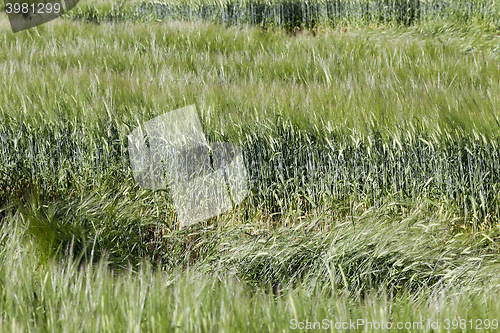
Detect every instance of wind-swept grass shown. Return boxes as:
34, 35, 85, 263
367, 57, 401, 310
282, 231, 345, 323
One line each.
2, 19, 500, 227
1, 7, 500, 332
2, 204, 500, 332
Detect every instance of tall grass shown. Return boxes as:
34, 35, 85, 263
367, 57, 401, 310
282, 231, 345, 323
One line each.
68, 0, 500, 29
1, 19, 500, 228
1, 11, 500, 331
1, 204, 500, 331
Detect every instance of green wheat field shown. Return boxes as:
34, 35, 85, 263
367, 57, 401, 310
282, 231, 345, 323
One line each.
2, 0, 500, 331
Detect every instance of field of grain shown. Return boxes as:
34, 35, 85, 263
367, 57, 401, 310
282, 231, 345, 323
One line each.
1, 0, 500, 331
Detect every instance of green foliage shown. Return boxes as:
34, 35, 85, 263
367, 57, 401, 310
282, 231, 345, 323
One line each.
68, 0, 500, 30
1, 19, 500, 232
1, 7, 500, 330
1, 207, 500, 331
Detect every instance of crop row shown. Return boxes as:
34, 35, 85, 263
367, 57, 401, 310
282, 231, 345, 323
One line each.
70, 0, 500, 28
2, 119, 500, 227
